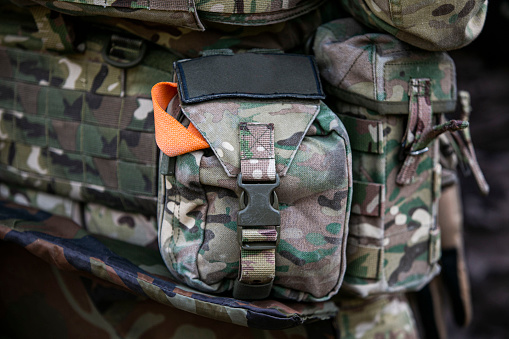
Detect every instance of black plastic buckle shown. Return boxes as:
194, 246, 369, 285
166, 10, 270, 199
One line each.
237, 173, 280, 226
237, 173, 281, 250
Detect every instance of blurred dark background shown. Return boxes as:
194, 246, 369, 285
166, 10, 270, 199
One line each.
448, 1, 509, 338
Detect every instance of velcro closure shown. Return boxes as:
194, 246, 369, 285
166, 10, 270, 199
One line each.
175, 53, 325, 103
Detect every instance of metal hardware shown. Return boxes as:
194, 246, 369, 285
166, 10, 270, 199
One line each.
407, 147, 429, 156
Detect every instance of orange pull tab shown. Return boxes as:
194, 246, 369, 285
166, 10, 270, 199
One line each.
151, 82, 209, 157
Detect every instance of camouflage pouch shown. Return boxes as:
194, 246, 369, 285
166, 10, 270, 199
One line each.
152, 52, 352, 301
339, 0, 488, 51
313, 18, 469, 296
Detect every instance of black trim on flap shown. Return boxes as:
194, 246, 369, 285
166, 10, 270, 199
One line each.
175, 53, 325, 104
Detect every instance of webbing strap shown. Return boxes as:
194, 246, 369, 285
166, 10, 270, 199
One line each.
346, 242, 382, 279
239, 229, 278, 284
396, 79, 434, 185
397, 79, 469, 185
239, 122, 276, 181
151, 82, 209, 157
235, 123, 280, 299
452, 91, 490, 195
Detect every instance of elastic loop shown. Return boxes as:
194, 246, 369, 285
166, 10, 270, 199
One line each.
151, 82, 209, 157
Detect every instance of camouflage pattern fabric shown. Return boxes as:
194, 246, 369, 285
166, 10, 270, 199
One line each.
0, 183, 159, 248
11, 0, 327, 28
339, 0, 488, 51
0, 200, 340, 330
334, 293, 419, 339
12, 0, 205, 29
312, 18, 467, 296
157, 55, 352, 301
239, 122, 276, 182
1, 0, 343, 58
28, 6, 76, 53
0, 5, 180, 215
195, 0, 327, 25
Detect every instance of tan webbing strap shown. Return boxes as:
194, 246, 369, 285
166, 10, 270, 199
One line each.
234, 123, 280, 300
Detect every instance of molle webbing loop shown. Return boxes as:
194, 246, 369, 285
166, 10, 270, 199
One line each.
234, 122, 280, 300
397, 79, 434, 185
151, 82, 210, 157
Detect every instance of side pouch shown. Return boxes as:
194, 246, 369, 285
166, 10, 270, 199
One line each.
313, 18, 468, 296
339, 0, 488, 51
152, 52, 352, 302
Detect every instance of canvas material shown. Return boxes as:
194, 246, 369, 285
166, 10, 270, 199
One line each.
312, 18, 467, 296
339, 0, 488, 51
157, 54, 352, 302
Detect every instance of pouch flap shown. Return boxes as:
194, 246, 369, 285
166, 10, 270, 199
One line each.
176, 53, 324, 178
175, 53, 325, 104
314, 18, 457, 114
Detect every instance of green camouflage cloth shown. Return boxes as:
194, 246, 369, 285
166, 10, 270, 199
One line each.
0, 4, 181, 215
2, 0, 342, 57
157, 54, 352, 302
340, 0, 488, 51
10, 0, 327, 29
313, 18, 467, 296
335, 293, 419, 339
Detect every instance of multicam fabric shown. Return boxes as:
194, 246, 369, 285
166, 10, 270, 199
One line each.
0, 13, 179, 215
195, 0, 326, 25
9, 0, 326, 29
340, 0, 488, 51
0, 183, 158, 248
1, 0, 340, 59
0, 200, 340, 329
15, 0, 205, 29
335, 293, 419, 339
239, 122, 276, 182
313, 18, 464, 296
158, 73, 352, 301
